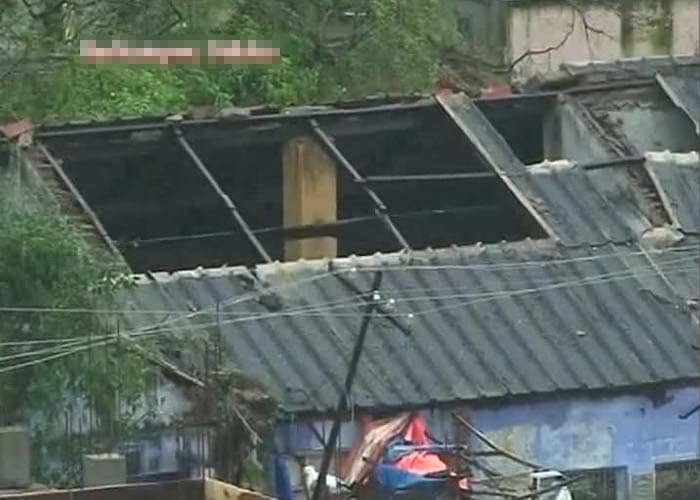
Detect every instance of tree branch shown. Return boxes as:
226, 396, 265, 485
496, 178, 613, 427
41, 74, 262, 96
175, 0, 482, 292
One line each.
20, 0, 63, 21
566, 0, 617, 40
156, 0, 185, 35
565, 0, 616, 59
508, 1, 615, 73
509, 9, 576, 72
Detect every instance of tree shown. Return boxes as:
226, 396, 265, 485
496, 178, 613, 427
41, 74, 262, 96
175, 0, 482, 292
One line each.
0, 0, 468, 121
0, 167, 148, 485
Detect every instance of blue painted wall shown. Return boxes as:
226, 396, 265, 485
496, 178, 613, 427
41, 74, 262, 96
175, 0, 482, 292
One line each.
470, 386, 700, 475
277, 386, 700, 498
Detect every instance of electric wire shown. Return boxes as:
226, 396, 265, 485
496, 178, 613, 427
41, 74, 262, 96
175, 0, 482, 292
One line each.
122, 260, 699, 342
0, 243, 696, 318
1, 255, 696, 371
1, 253, 697, 353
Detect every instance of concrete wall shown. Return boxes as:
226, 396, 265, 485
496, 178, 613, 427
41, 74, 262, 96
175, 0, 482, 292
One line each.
0, 427, 31, 489
508, 0, 699, 78
508, 2, 622, 77
83, 455, 126, 488
554, 85, 698, 160
457, 0, 700, 79
470, 386, 700, 498
278, 386, 700, 499
31, 369, 199, 481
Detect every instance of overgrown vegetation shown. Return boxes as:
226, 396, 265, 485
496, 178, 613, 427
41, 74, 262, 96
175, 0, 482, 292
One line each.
0, 0, 471, 121
0, 0, 675, 121
0, 163, 148, 485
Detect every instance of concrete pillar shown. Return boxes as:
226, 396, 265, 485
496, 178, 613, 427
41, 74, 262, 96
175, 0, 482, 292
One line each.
0, 426, 31, 488
283, 137, 337, 261
83, 453, 127, 487
542, 104, 562, 161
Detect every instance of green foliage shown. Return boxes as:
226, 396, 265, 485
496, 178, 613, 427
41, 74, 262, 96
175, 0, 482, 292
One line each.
0, 51, 192, 120
0, 0, 466, 121
0, 170, 148, 485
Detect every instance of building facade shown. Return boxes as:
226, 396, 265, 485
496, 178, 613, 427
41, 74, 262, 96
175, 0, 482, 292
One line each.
456, 0, 700, 79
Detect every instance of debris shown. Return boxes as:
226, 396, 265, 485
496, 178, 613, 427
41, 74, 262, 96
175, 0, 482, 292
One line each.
527, 160, 576, 175
640, 226, 684, 249
218, 106, 252, 119
0, 119, 33, 147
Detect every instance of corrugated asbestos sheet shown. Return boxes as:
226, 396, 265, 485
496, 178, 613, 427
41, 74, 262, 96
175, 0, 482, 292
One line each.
650, 236, 700, 301
120, 240, 700, 414
523, 162, 655, 245
560, 56, 700, 84
657, 74, 700, 134
645, 152, 700, 234
436, 93, 653, 246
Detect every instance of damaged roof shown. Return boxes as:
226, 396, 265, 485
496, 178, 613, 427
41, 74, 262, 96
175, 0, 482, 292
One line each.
120, 239, 700, 415
22, 55, 699, 273
657, 73, 700, 134
436, 93, 696, 246
524, 55, 700, 91
644, 152, 700, 234
560, 56, 700, 84
14, 54, 700, 415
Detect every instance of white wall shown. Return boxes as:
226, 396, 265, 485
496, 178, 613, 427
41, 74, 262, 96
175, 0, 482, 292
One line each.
507, 0, 699, 78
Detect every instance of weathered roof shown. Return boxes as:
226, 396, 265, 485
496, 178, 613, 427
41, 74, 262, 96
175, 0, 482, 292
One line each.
27, 60, 698, 271
120, 239, 700, 415
5, 51, 697, 419
644, 152, 700, 234
34, 94, 436, 136
657, 74, 700, 135
522, 160, 655, 245
560, 56, 700, 84
437, 93, 667, 246
650, 235, 700, 302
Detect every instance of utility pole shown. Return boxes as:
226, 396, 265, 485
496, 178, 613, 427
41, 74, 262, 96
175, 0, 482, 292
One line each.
311, 271, 383, 500
311, 271, 410, 500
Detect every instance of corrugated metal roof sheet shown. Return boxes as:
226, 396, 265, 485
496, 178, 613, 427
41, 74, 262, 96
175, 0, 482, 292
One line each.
645, 152, 700, 234
436, 93, 655, 246
560, 56, 700, 83
120, 240, 700, 414
649, 236, 700, 301
35, 94, 436, 134
657, 74, 700, 135
522, 161, 654, 245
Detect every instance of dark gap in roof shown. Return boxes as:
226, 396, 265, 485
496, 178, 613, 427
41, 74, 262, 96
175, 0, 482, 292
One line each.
42, 104, 546, 273
330, 105, 546, 250
476, 95, 560, 164
43, 131, 268, 271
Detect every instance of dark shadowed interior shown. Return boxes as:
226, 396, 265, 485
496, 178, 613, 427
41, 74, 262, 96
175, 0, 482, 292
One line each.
476, 94, 559, 164
41, 104, 546, 272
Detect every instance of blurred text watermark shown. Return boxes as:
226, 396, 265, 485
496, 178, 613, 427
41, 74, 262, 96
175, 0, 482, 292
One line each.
81, 40, 281, 65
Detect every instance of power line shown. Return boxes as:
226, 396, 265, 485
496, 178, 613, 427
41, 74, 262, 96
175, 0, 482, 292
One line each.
0, 249, 696, 371
1, 244, 696, 317
3, 258, 695, 367
1, 255, 696, 350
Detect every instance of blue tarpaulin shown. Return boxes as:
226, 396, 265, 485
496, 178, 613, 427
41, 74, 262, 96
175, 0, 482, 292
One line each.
374, 463, 447, 496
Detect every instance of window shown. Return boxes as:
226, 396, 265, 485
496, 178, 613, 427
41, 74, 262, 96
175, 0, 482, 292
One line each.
565, 467, 623, 500
656, 459, 700, 500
